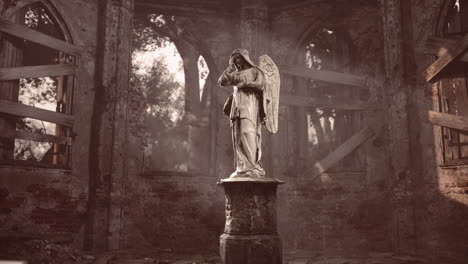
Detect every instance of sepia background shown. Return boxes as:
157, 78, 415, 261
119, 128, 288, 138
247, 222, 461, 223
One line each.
0, 0, 467, 263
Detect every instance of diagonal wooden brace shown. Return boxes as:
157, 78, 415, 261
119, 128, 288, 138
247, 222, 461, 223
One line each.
301, 126, 376, 177
424, 34, 468, 82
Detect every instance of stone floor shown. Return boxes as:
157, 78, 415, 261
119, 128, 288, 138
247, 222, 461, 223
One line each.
0, 239, 435, 264
99, 250, 433, 264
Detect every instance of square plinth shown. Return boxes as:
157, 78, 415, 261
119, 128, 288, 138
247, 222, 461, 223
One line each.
220, 233, 282, 264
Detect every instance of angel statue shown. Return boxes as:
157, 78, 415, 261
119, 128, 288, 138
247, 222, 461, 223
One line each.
218, 49, 280, 178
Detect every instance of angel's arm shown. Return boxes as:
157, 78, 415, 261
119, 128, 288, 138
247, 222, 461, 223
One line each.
218, 63, 237, 86
238, 68, 264, 92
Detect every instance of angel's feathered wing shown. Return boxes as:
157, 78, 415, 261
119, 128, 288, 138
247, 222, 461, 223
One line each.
258, 55, 280, 134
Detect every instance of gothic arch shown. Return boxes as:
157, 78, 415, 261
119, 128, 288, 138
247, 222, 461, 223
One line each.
280, 19, 364, 172
285, 22, 320, 64
2, 0, 75, 44
435, 0, 458, 36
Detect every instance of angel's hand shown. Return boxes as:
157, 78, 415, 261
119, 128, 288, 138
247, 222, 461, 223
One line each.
227, 63, 236, 73
237, 82, 246, 89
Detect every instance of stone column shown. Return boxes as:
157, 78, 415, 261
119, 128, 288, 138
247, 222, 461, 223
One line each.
380, 0, 416, 254
219, 178, 283, 264
85, 0, 134, 251
240, 0, 268, 58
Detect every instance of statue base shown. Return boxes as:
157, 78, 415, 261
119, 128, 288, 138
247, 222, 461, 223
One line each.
220, 234, 282, 264
218, 177, 283, 264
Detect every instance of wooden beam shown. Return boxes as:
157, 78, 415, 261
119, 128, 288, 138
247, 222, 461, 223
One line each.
424, 34, 468, 82
0, 99, 74, 127
301, 126, 375, 177
0, 129, 72, 145
0, 64, 76, 80
271, 0, 333, 14
280, 65, 368, 88
281, 95, 368, 110
0, 159, 65, 169
427, 110, 468, 132
135, 0, 222, 16
423, 36, 468, 63
135, 3, 215, 15
136, 0, 217, 8
0, 17, 82, 57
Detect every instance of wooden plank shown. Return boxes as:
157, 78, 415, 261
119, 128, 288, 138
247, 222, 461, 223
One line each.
427, 110, 468, 132
0, 129, 72, 145
424, 34, 468, 81
135, 2, 221, 16
281, 95, 368, 110
0, 64, 76, 80
441, 157, 468, 166
453, 67, 468, 158
424, 37, 461, 55
280, 65, 368, 88
136, 0, 217, 9
301, 126, 374, 177
0, 17, 82, 57
423, 37, 468, 62
0, 99, 74, 127
0, 159, 65, 169
440, 75, 459, 161
272, 0, 329, 10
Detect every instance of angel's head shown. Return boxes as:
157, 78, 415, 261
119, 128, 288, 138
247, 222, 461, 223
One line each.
230, 49, 255, 69
232, 53, 246, 69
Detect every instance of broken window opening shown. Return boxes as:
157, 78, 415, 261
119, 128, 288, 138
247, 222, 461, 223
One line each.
132, 25, 187, 172
198, 55, 209, 101
133, 13, 212, 174
0, 2, 75, 168
292, 27, 364, 172
443, 0, 468, 36
436, 0, 468, 165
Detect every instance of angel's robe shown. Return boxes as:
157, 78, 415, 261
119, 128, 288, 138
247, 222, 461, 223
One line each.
218, 66, 265, 177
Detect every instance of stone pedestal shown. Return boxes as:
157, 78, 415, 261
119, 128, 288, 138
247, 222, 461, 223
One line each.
218, 177, 283, 264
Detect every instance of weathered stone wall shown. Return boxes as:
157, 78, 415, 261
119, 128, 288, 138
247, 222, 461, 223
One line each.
121, 174, 224, 252
403, 0, 468, 263
2, 1, 466, 261
0, 0, 98, 248
120, 12, 236, 252
272, 2, 393, 257
0, 167, 87, 245
121, 2, 397, 258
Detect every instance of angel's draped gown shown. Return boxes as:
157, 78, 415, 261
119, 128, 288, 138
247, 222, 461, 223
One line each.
219, 66, 265, 177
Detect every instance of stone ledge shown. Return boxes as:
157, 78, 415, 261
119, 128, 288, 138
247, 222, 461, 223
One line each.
218, 177, 284, 184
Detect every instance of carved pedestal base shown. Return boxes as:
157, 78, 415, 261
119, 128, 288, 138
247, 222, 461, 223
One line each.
218, 177, 283, 264
220, 234, 282, 264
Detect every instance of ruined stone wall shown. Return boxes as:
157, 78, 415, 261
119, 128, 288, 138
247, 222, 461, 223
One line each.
120, 2, 398, 257
121, 174, 225, 252
403, 0, 468, 262
3, 1, 464, 260
271, 2, 394, 257
0, 0, 98, 248
120, 12, 237, 252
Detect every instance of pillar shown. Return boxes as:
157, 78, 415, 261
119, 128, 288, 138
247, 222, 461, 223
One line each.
85, 0, 134, 251
380, 0, 416, 254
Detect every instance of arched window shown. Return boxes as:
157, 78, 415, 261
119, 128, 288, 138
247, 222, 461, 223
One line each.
288, 27, 365, 173
435, 0, 468, 165
440, 0, 468, 35
0, 0, 79, 168
132, 13, 213, 174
